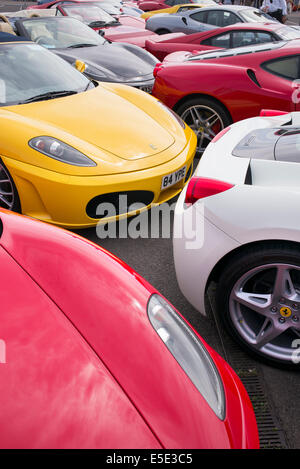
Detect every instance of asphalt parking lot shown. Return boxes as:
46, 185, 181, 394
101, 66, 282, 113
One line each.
2, 0, 300, 449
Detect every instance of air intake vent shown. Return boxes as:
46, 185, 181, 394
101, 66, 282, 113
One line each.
247, 69, 261, 87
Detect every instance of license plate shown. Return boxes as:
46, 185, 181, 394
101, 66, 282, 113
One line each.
161, 166, 186, 190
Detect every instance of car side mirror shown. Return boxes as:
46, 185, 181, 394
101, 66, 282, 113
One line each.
98, 30, 105, 36
182, 17, 187, 24
74, 59, 86, 73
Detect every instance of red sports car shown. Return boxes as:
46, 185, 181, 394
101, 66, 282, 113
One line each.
138, 0, 198, 13
152, 39, 300, 153
0, 209, 259, 448
146, 22, 300, 60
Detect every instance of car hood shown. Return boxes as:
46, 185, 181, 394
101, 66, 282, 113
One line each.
1, 84, 185, 176
55, 43, 155, 81
0, 210, 259, 449
0, 239, 161, 449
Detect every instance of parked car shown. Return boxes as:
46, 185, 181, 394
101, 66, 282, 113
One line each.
138, 0, 208, 13
28, 0, 138, 10
141, 1, 216, 19
173, 110, 300, 369
145, 5, 276, 35
54, 3, 160, 47
145, 22, 300, 60
0, 36, 196, 228
152, 40, 300, 153
0, 208, 259, 448
56, 2, 148, 29
12, 17, 157, 89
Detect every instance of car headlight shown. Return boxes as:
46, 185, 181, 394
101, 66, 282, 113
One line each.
157, 101, 186, 129
148, 294, 225, 420
29, 137, 96, 167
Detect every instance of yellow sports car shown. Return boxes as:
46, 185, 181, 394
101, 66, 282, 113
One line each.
141, 3, 214, 20
0, 38, 196, 228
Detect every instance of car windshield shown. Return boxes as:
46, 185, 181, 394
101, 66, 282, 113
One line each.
239, 8, 277, 23
89, 2, 121, 14
0, 42, 91, 106
277, 26, 300, 40
61, 5, 118, 24
20, 17, 106, 49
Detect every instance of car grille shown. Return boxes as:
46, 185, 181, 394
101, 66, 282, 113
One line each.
86, 190, 155, 219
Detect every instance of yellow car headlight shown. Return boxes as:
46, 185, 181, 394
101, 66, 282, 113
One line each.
29, 137, 96, 167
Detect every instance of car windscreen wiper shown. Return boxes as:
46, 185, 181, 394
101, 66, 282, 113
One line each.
67, 43, 96, 48
21, 90, 78, 103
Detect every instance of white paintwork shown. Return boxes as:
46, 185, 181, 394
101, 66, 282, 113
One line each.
173, 112, 300, 315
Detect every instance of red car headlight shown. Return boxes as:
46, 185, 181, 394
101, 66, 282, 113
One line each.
148, 294, 225, 420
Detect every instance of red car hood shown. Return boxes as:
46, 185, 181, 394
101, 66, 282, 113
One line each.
118, 14, 146, 29
0, 239, 160, 449
96, 25, 156, 47
0, 210, 259, 449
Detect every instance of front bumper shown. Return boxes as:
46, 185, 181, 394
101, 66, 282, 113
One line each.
3, 131, 196, 229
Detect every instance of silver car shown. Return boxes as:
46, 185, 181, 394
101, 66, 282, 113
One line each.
145, 5, 277, 35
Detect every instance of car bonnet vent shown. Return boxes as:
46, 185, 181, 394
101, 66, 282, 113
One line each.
232, 128, 280, 160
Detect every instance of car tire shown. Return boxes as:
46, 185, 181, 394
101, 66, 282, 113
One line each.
176, 97, 231, 155
155, 28, 171, 35
216, 243, 300, 369
0, 158, 21, 213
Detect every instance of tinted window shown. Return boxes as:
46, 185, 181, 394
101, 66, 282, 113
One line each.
231, 30, 273, 48
197, 10, 240, 27
173, 0, 191, 4
164, 0, 174, 5
263, 55, 300, 80
202, 32, 230, 47
190, 10, 206, 23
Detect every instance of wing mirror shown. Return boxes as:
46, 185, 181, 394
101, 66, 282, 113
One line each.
182, 17, 187, 24
74, 59, 86, 73
98, 29, 105, 36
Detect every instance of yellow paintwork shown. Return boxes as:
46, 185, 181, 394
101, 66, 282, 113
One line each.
0, 57, 196, 228
141, 3, 207, 20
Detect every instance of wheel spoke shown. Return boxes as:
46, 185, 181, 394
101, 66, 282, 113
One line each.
204, 113, 219, 128
254, 319, 283, 349
273, 265, 296, 299
232, 290, 272, 315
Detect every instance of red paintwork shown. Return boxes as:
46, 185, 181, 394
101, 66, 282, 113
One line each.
28, 0, 137, 10
146, 22, 286, 61
0, 209, 259, 448
152, 39, 300, 124
138, 0, 194, 12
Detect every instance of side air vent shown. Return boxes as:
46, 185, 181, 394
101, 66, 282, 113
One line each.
247, 69, 261, 88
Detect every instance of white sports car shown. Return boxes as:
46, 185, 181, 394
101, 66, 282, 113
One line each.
173, 110, 300, 368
